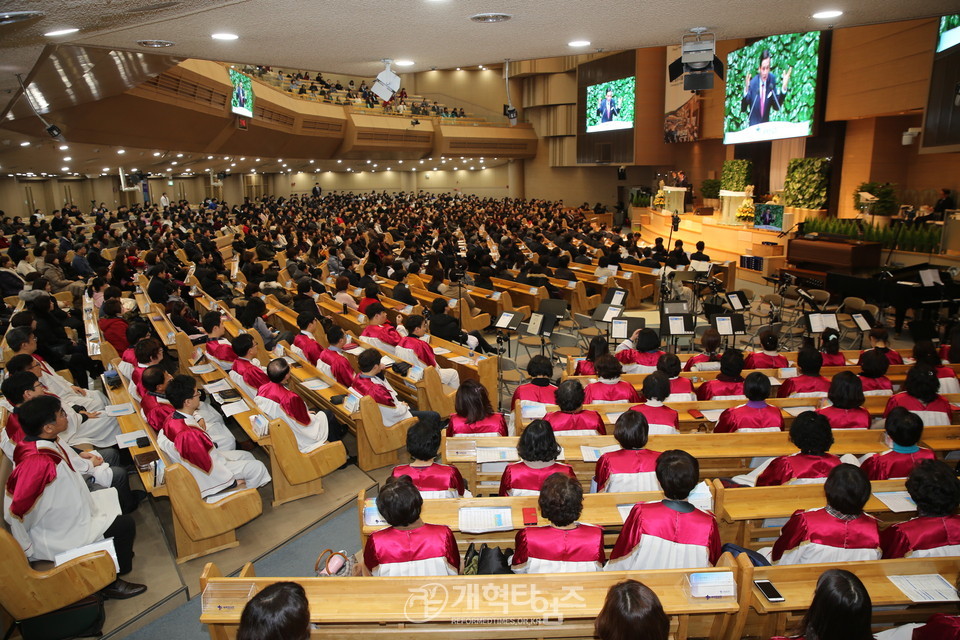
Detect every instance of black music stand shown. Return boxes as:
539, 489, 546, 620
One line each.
709, 313, 746, 349
610, 317, 646, 342
659, 312, 696, 352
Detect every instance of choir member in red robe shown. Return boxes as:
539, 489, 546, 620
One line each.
397, 314, 460, 389
683, 327, 722, 372
696, 349, 746, 401
229, 333, 269, 397
201, 311, 238, 370
318, 325, 358, 388
291, 312, 325, 365
756, 411, 841, 486
574, 336, 608, 376
595, 411, 662, 492
510, 355, 558, 409
545, 380, 606, 435
655, 354, 695, 401
350, 349, 440, 427
858, 348, 894, 396
777, 348, 830, 398
512, 473, 605, 573
713, 372, 784, 433
770, 570, 873, 640
881, 460, 960, 558
770, 464, 881, 565
744, 331, 789, 370
499, 420, 576, 496
913, 339, 960, 394
857, 327, 904, 366
595, 580, 669, 640
131, 337, 164, 398
861, 407, 936, 480
630, 372, 679, 434
884, 364, 955, 427
392, 421, 466, 498
819, 328, 847, 367
817, 371, 870, 430
607, 450, 721, 570
447, 379, 507, 437
583, 354, 640, 404
614, 328, 666, 374
362, 475, 459, 577
359, 302, 402, 350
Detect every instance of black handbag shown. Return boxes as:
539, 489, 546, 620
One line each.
476, 543, 514, 575
17, 594, 105, 640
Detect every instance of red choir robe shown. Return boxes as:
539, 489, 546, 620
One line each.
858, 347, 904, 366
256, 381, 328, 452
361, 322, 402, 347
615, 349, 665, 373
666, 376, 696, 401
683, 353, 719, 372
713, 402, 784, 433
511, 382, 558, 408
350, 373, 413, 426
744, 351, 789, 369
232, 357, 269, 394
162, 412, 225, 483
573, 359, 596, 376
859, 374, 894, 396
319, 347, 356, 388
544, 410, 606, 435
205, 337, 238, 369
629, 402, 680, 434
131, 363, 150, 397
595, 448, 661, 492
777, 374, 831, 398
1, 411, 23, 459
499, 461, 576, 496
934, 365, 960, 394
397, 336, 438, 367
771, 507, 881, 564
446, 413, 508, 437
816, 405, 871, 430
860, 447, 936, 480
884, 393, 954, 427
881, 514, 960, 559
391, 462, 466, 498
583, 379, 640, 404
607, 501, 721, 570
512, 524, 606, 573
939, 344, 951, 361
363, 523, 460, 577
696, 376, 745, 401
912, 614, 960, 640
820, 352, 847, 367
292, 332, 324, 365
121, 347, 137, 367
756, 453, 842, 486
140, 392, 175, 434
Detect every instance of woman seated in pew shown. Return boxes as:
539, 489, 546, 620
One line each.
655, 353, 696, 401
768, 464, 880, 565
499, 420, 576, 496
860, 407, 935, 480
427, 298, 498, 355
713, 372, 784, 433
595, 411, 662, 493
357, 283, 382, 315
583, 354, 641, 405
237, 581, 310, 640
770, 569, 873, 640
595, 580, 669, 640
239, 297, 293, 352
744, 330, 789, 370
201, 311, 238, 370
448, 380, 507, 437
606, 450, 721, 570
816, 372, 870, 430
363, 474, 460, 577
756, 411, 842, 486
614, 328, 666, 374
819, 327, 847, 367
574, 336, 609, 376
398, 314, 460, 390
511, 472, 605, 573
629, 373, 679, 435
333, 275, 358, 311
913, 339, 960, 395
98, 298, 130, 355
166, 299, 203, 341
696, 350, 747, 401
545, 380, 606, 435
777, 348, 831, 399
858, 348, 894, 396
511, 355, 558, 409
881, 459, 960, 558
683, 327, 722, 372
857, 326, 904, 366
392, 421, 466, 498
883, 364, 955, 427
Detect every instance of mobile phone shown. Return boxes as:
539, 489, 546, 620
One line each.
522, 507, 538, 526
688, 409, 705, 420
754, 580, 784, 602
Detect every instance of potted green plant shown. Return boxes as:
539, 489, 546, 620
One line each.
720, 159, 752, 192
783, 158, 830, 221
701, 178, 721, 210
853, 182, 898, 217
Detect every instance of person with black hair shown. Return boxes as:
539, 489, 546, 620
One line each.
447, 379, 507, 436
713, 371, 784, 433
816, 371, 870, 430
595, 579, 670, 640
857, 327, 904, 366
238, 297, 292, 351
511, 472, 605, 573
913, 339, 960, 394
256, 358, 346, 452
595, 411, 662, 492
858, 348, 894, 396
770, 570, 872, 640
118, 321, 151, 379
131, 337, 164, 396
655, 353, 696, 401
881, 460, 960, 558
584, 354, 641, 404
545, 380, 606, 435
291, 311, 324, 365
397, 314, 460, 389
884, 364, 955, 426
499, 420, 576, 496
318, 324, 358, 388
860, 407, 935, 480
362, 475, 459, 576
159, 375, 270, 498
744, 331, 788, 369
426, 296, 497, 354
3, 395, 147, 599
819, 328, 845, 366
350, 348, 440, 427
201, 311, 237, 370
756, 411, 841, 486
391, 421, 466, 498
357, 282, 381, 315
608, 450, 721, 570
99, 297, 129, 354
511, 354, 558, 408
237, 581, 310, 640
359, 302, 403, 349
574, 336, 609, 376
777, 349, 830, 398
629, 372, 680, 434
696, 349, 746, 401
770, 464, 881, 565
230, 333, 269, 396
683, 327, 723, 372
615, 328, 666, 374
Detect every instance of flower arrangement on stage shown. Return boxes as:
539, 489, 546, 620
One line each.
652, 190, 665, 208
735, 185, 756, 221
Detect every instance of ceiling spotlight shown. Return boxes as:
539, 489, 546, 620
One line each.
176, 153, 183, 157
211, 32, 239, 40
102, 167, 110, 172
63, 156, 71, 161
395, 60, 414, 66
61, 166, 69, 171
19, 141, 29, 147
470, 12, 512, 23
255, 158, 260, 161
309, 160, 314, 163
812, 9, 843, 18
44, 27, 79, 37
117, 149, 125, 154
337, 159, 342, 163
152, 151, 161, 156
568, 40, 591, 47
137, 39, 175, 48
239, 157, 245, 160
58, 144, 68, 150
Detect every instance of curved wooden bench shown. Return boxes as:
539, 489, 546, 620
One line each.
266, 417, 347, 507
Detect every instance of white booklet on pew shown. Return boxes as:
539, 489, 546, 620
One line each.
301, 378, 331, 391
783, 406, 817, 417
104, 403, 135, 417
476, 447, 519, 463
458, 507, 513, 533
220, 401, 249, 418
874, 491, 917, 513
888, 574, 958, 602
581, 444, 621, 462
699, 409, 725, 423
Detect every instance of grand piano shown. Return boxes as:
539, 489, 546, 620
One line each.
826, 264, 960, 335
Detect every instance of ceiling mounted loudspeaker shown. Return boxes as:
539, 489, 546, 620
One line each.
371, 59, 401, 103
668, 27, 725, 91
470, 12, 512, 23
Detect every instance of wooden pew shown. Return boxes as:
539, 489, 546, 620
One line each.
354, 395, 418, 471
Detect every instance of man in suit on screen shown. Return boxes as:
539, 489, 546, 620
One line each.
741, 49, 792, 126
596, 87, 621, 123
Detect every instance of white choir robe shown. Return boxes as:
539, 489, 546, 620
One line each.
395, 345, 460, 390
350, 374, 414, 426
606, 501, 721, 571
766, 507, 882, 565
197, 401, 236, 452
511, 524, 606, 573
116, 359, 134, 381
229, 369, 260, 399
594, 448, 662, 493
35, 361, 107, 412
61, 398, 122, 449
359, 335, 397, 357
363, 524, 460, 577
255, 385, 328, 453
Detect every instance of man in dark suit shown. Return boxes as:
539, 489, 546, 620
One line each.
741, 49, 791, 126
312, 183, 322, 198
596, 87, 620, 123
689, 241, 710, 262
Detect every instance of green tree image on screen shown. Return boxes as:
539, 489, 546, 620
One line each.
586, 77, 636, 132
229, 69, 254, 118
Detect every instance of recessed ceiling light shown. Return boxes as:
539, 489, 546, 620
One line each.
19, 141, 29, 147
211, 32, 238, 40
309, 160, 314, 163
137, 39, 175, 48
59, 144, 68, 150
176, 153, 183, 157
153, 152, 161, 156
101, 167, 110, 172
61, 166, 69, 171
812, 9, 843, 18
395, 60, 415, 67
568, 40, 591, 47
171, 161, 178, 165
63, 157, 71, 161
456, 67, 461, 71
44, 27, 79, 37
470, 12, 512, 23
337, 159, 342, 163
207, 155, 213, 159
